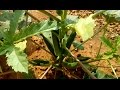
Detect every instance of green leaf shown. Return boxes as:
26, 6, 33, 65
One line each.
74, 14, 96, 41
96, 69, 114, 79
41, 32, 55, 56
6, 47, 28, 73
23, 69, 35, 79
100, 36, 114, 50
77, 55, 90, 61
0, 20, 10, 39
13, 20, 57, 43
29, 59, 50, 66
115, 36, 120, 48
52, 32, 61, 56
66, 32, 76, 49
9, 10, 25, 36
56, 10, 63, 16
103, 10, 120, 22
9, 10, 24, 35
102, 51, 114, 59
96, 70, 106, 79
73, 40, 84, 50
42, 30, 61, 57
14, 40, 27, 51
0, 10, 13, 21
63, 61, 78, 69
66, 15, 79, 25
63, 57, 78, 69
0, 44, 13, 55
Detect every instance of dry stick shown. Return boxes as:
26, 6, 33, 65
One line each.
26, 11, 40, 22
107, 60, 118, 79
0, 71, 15, 76
90, 64, 120, 68
63, 67, 81, 79
38, 10, 61, 22
66, 48, 97, 79
40, 65, 52, 79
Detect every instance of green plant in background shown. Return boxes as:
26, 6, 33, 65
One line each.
1, 10, 120, 79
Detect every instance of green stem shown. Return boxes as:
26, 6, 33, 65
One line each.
96, 23, 107, 58
38, 10, 61, 22
25, 10, 29, 26
96, 42, 102, 58
83, 58, 105, 64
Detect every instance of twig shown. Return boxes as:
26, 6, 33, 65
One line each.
62, 67, 81, 79
26, 11, 40, 22
0, 71, 15, 76
38, 10, 61, 22
40, 65, 52, 79
90, 64, 120, 68
107, 60, 118, 79
66, 48, 97, 79
96, 42, 102, 58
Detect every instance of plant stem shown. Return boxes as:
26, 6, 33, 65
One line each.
90, 64, 120, 68
96, 22, 108, 69
96, 42, 102, 58
38, 10, 61, 22
83, 58, 105, 64
96, 24, 108, 58
40, 65, 53, 79
66, 48, 97, 79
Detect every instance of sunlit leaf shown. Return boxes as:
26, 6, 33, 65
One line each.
73, 40, 84, 50
74, 14, 96, 41
100, 36, 114, 50
14, 40, 27, 51
6, 47, 28, 73
96, 70, 106, 79
103, 10, 120, 22
13, 20, 57, 43
63, 61, 78, 69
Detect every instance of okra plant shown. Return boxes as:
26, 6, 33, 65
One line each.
1, 10, 120, 79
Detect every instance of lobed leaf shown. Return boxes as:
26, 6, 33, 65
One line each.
13, 20, 57, 43
6, 47, 28, 73
74, 14, 96, 41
